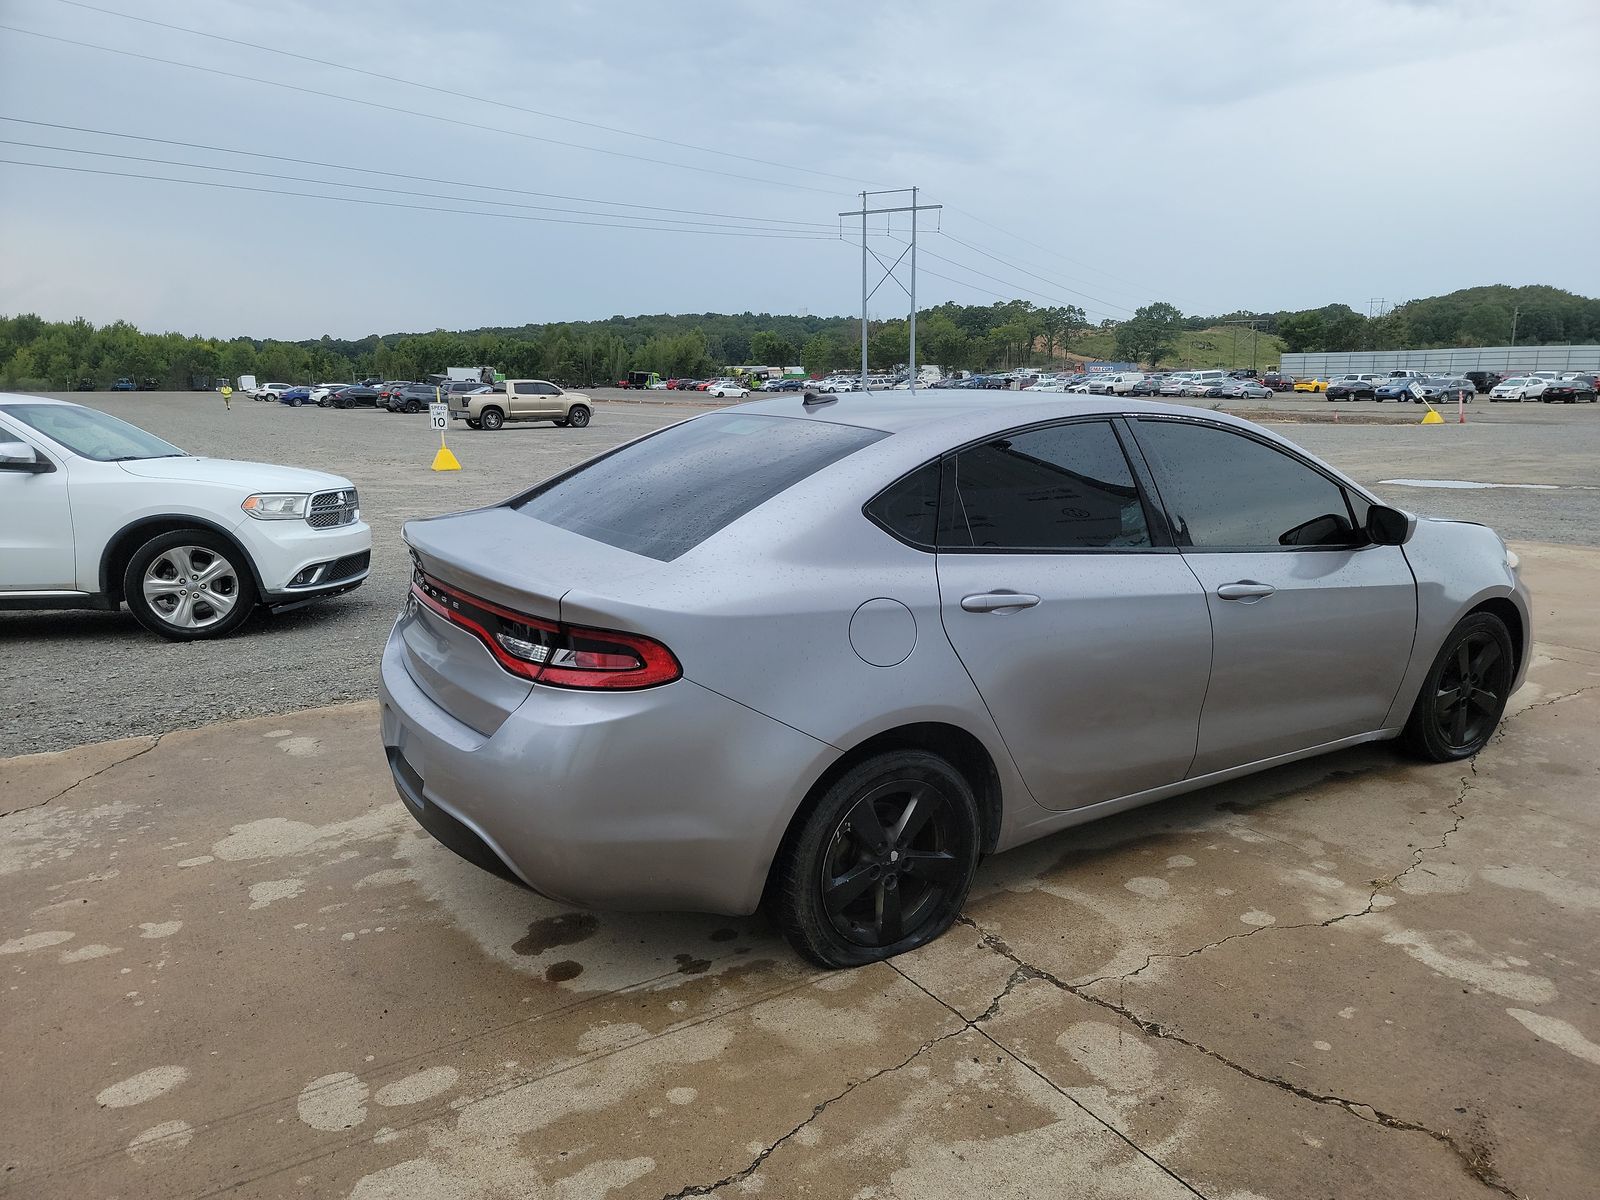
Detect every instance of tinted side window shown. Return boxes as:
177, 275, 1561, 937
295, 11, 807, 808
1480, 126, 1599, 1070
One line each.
1134, 420, 1360, 550
514, 382, 539, 395
535, 382, 562, 396
865, 460, 940, 548
944, 421, 1151, 550
513, 413, 885, 561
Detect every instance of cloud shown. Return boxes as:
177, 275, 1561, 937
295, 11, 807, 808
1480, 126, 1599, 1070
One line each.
0, 0, 1595, 337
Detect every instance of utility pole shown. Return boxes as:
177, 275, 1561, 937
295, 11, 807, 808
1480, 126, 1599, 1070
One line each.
859, 191, 867, 388
1510, 305, 1520, 347
909, 186, 918, 394
839, 189, 942, 394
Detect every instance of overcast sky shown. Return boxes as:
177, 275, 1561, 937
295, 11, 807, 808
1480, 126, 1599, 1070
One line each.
1, 0, 1596, 341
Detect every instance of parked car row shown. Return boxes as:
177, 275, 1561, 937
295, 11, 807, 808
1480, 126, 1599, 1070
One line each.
1488, 374, 1598, 403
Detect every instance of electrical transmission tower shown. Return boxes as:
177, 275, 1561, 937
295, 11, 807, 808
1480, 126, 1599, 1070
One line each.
840, 189, 942, 393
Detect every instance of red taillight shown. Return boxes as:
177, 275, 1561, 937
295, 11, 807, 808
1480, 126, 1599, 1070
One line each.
410, 571, 681, 690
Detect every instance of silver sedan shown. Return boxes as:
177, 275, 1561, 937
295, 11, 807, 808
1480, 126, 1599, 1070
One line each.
378, 394, 1530, 967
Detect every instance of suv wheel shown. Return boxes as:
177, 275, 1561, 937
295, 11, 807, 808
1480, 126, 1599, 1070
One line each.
771, 750, 980, 968
123, 529, 256, 641
566, 405, 591, 428
480, 407, 505, 431
405, 400, 423, 414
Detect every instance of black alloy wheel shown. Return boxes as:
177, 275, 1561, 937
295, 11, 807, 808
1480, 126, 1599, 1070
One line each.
1402, 612, 1514, 761
772, 750, 980, 968
566, 405, 591, 428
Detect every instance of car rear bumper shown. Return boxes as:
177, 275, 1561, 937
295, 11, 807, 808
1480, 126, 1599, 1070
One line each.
377, 624, 838, 915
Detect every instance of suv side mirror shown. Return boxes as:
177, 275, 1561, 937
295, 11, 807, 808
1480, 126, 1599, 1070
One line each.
1366, 504, 1413, 546
0, 440, 51, 473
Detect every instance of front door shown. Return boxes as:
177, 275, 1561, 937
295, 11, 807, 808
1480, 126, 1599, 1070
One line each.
0, 438, 76, 591
512, 381, 564, 418
1127, 417, 1416, 775
935, 419, 1213, 810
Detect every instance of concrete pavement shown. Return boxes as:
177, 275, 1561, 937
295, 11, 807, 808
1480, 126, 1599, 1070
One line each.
2, 543, 1597, 1199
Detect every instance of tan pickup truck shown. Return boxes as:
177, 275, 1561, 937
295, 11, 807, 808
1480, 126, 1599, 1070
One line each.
449, 379, 593, 431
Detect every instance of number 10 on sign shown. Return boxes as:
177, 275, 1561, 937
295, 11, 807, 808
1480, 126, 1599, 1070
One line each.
429, 402, 461, 471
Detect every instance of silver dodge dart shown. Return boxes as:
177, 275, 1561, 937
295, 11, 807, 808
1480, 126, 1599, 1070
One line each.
378, 394, 1530, 967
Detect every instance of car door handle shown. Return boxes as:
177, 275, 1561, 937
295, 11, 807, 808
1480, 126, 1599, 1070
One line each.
960, 592, 1041, 613
1216, 581, 1277, 602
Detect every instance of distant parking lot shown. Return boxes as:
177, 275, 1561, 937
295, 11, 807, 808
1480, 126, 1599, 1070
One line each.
3, 388, 1599, 755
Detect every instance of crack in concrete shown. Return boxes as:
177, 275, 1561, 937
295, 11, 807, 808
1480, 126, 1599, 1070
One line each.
1078, 766, 1479, 991
0, 733, 163, 821
954, 916, 1519, 1198
656, 965, 1035, 1199
1512, 683, 1600, 714
891, 963, 1211, 1199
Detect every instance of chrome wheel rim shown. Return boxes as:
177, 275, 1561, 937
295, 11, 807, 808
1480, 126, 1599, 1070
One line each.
820, 778, 961, 948
142, 546, 240, 629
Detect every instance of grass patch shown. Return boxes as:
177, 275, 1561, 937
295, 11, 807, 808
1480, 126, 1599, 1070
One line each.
1066, 326, 1287, 371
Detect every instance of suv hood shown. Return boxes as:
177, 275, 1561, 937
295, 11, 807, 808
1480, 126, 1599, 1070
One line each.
116, 456, 352, 491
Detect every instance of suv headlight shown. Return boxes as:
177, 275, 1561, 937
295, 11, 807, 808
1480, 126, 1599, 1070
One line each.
242, 492, 310, 520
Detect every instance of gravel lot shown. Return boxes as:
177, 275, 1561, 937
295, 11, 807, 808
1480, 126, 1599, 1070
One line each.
4, 387, 1597, 754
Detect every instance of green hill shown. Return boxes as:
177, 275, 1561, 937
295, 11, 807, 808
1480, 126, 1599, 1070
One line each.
1070, 325, 1287, 371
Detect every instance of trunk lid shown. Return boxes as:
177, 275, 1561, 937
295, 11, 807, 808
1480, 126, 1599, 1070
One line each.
397, 506, 663, 734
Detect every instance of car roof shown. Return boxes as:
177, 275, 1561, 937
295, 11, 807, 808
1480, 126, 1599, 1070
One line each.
730, 390, 1276, 445
0, 392, 75, 407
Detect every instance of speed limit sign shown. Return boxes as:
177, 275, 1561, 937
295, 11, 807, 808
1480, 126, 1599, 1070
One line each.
429, 402, 448, 430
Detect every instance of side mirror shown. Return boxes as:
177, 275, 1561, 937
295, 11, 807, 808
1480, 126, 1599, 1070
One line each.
0, 440, 51, 473
1366, 504, 1413, 546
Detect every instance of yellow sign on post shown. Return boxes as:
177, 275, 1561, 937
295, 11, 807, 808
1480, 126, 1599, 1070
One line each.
429, 394, 461, 470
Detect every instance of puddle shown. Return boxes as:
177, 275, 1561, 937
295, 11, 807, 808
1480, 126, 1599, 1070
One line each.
1380, 478, 1561, 491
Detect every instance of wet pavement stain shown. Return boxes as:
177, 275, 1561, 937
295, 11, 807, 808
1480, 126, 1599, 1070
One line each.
512, 912, 600, 956
544, 960, 583, 983
674, 953, 711, 975
708, 927, 738, 942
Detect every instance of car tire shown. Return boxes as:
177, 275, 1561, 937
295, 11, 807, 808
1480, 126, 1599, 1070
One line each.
123, 529, 257, 642
770, 750, 981, 968
1400, 611, 1515, 763
566, 405, 591, 428
479, 407, 505, 431
318, 396, 332, 408
405, 400, 422, 414
466, 419, 481, 430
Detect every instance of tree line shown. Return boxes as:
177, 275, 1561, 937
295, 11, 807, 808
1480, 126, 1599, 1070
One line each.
3, 284, 1594, 389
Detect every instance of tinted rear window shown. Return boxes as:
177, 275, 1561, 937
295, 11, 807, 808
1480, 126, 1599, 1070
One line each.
511, 413, 885, 560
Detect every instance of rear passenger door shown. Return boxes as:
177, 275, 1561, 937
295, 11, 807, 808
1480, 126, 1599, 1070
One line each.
933, 419, 1213, 810
509, 381, 544, 418
1126, 417, 1416, 776
526, 381, 565, 417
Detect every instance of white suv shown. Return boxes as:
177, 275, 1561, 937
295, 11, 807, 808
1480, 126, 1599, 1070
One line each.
0, 395, 371, 640
254, 382, 291, 402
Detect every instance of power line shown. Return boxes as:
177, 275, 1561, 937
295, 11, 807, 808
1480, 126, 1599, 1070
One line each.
0, 138, 832, 234
935, 231, 1138, 314
50, 0, 883, 190
0, 117, 838, 229
874, 235, 1126, 322
0, 23, 851, 197
942, 204, 1169, 297
0, 157, 844, 239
